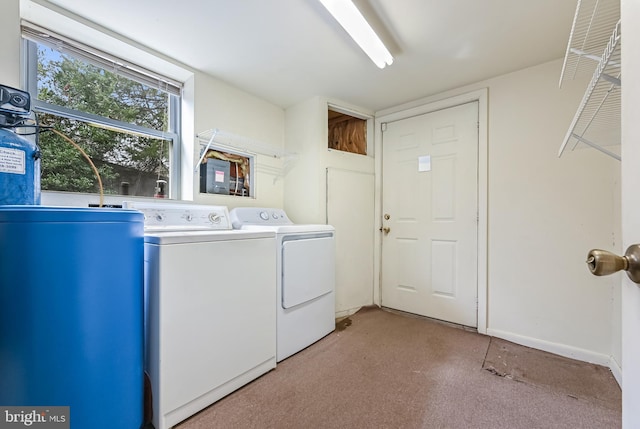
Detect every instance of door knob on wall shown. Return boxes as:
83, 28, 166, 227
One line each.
586, 244, 640, 284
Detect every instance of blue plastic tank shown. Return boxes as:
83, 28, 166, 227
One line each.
0, 206, 144, 428
0, 129, 41, 205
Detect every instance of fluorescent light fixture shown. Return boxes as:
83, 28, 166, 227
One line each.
319, 0, 393, 68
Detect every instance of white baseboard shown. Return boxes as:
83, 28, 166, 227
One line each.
609, 356, 622, 387
335, 306, 365, 320
486, 328, 612, 368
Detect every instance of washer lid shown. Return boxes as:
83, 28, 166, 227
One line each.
144, 229, 275, 244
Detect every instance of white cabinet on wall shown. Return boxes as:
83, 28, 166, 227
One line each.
284, 97, 376, 317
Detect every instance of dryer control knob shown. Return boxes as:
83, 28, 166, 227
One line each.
259, 211, 269, 221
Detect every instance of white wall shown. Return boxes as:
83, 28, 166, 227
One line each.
0, 0, 21, 88
8, 0, 286, 209
3, 0, 622, 368
191, 71, 285, 209
284, 97, 375, 222
284, 97, 327, 224
612, 177, 622, 379
486, 60, 620, 364
285, 97, 376, 316
377, 59, 621, 366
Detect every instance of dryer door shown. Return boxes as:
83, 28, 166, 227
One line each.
282, 235, 335, 309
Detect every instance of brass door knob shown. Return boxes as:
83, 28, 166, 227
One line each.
587, 244, 640, 284
382, 227, 390, 234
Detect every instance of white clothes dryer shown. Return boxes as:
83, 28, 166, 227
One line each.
124, 202, 276, 429
230, 207, 336, 362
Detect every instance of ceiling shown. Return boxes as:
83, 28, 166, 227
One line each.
43, 0, 578, 112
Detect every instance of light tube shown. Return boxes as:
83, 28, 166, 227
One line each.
319, 0, 394, 68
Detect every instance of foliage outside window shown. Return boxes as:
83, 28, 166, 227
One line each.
22, 26, 181, 198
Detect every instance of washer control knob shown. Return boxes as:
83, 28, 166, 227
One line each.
209, 213, 222, 224
259, 211, 269, 221
155, 213, 164, 222
272, 212, 279, 219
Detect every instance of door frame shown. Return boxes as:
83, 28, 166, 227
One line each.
621, 0, 639, 424
374, 88, 488, 334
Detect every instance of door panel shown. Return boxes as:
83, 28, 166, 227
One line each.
327, 168, 375, 314
432, 155, 456, 219
282, 236, 334, 309
381, 101, 478, 327
431, 240, 456, 297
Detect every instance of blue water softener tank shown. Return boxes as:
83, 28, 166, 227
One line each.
0, 206, 144, 429
0, 128, 41, 205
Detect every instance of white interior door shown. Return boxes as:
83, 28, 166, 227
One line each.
381, 101, 478, 327
622, 1, 640, 426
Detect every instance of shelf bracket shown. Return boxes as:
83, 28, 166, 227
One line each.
600, 73, 621, 87
571, 134, 621, 161
194, 128, 219, 173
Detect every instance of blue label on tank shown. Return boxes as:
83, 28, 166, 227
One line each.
0, 147, 26, 174
0, 129, 40, 205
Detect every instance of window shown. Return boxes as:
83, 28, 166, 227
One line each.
328, 108, 367, 155
196, 129, 261, 198
198, 147, 253, 197
22, 24, 182, 198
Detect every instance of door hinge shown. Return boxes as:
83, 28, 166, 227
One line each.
381, 123, 387, 132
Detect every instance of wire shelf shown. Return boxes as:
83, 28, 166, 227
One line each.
559, 0, 621, 161
559, 0, 620, 86
195, 128, 297, 178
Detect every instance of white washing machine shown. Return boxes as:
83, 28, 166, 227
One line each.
230, 207, 335, 362
124, 202, 276, 429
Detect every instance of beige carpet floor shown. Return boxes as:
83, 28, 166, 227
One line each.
175, 306, 621, 429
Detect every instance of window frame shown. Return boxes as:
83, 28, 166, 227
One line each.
21, 29, 182, 199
